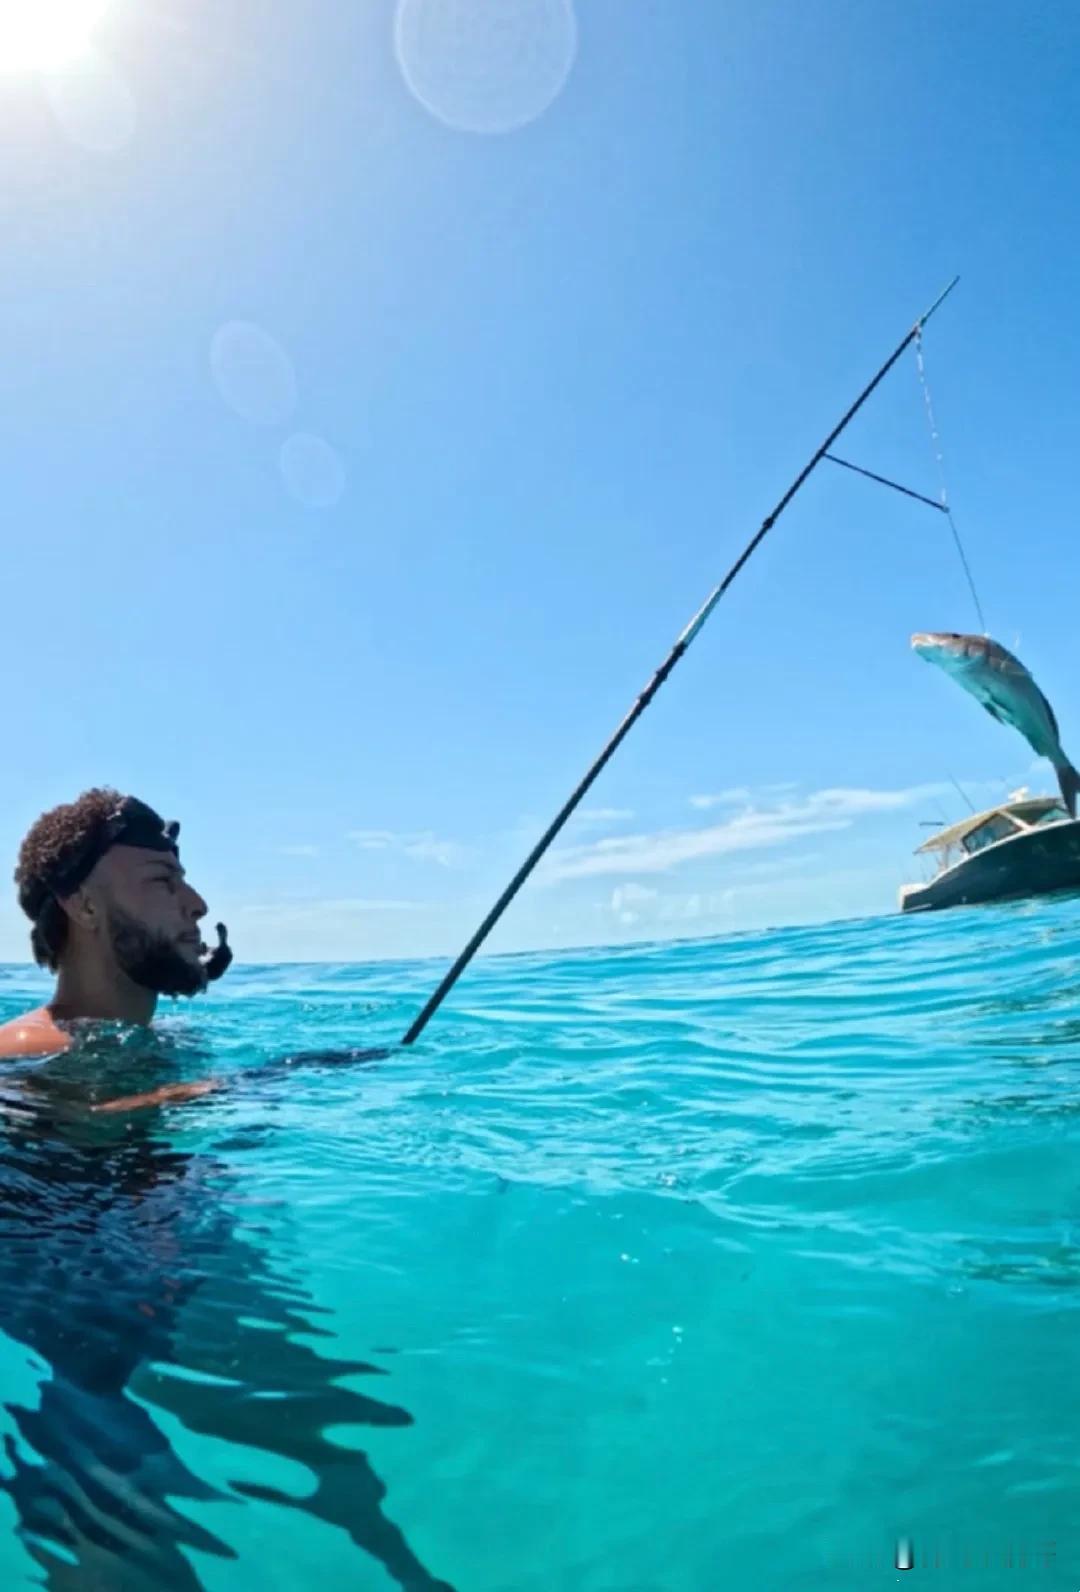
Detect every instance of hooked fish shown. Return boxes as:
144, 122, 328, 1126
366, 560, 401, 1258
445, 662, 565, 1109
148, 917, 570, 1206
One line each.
912, 631, 1080, 817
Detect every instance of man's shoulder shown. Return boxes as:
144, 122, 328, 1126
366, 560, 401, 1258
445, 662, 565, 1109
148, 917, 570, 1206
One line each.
0, 1007, 70, 1059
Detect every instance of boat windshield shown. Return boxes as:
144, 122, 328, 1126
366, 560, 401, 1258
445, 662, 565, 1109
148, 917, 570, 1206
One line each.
1030, 804, 1069, 826
961, 813, 1021, 855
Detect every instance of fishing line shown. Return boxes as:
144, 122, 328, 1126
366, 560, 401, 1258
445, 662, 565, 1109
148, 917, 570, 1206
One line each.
915, 328, 988, 635
400, 278, 960, 1046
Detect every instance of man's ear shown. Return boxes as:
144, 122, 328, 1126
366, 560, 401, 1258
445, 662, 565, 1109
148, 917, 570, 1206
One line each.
58, 888, 98, 934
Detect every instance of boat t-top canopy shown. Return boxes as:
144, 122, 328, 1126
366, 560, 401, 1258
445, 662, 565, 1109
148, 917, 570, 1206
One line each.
916, 795, 1066, 855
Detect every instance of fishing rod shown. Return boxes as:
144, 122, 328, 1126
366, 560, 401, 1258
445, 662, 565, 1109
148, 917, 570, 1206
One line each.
401, 276, 960, 1047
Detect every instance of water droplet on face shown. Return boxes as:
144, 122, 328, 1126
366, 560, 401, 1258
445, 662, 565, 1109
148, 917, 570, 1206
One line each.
395, 0, 577, 135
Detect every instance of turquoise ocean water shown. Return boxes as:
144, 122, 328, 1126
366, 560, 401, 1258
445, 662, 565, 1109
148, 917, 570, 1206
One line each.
0, 898, 1078, 1590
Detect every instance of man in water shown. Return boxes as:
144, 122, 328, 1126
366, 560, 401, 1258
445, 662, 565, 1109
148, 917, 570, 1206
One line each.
0, 788, 232, 1104
0, 790, 454, 1590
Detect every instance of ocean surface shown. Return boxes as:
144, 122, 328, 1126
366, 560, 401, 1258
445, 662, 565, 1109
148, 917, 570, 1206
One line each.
0, 899, 1078, 1590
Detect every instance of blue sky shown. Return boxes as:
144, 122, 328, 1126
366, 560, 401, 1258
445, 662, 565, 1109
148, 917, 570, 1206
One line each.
1, 0, 1078, 962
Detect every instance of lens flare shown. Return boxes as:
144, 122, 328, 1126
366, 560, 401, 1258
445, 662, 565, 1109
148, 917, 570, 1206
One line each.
0, 0, 109, 72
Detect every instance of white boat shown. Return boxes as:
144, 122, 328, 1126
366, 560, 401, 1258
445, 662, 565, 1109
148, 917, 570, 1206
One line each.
899, 792, 1080, 913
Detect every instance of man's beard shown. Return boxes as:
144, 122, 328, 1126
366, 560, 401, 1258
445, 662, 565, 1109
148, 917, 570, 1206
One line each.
109, 911, 205, 998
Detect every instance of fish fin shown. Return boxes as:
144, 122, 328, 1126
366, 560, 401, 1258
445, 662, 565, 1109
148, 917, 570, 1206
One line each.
980, 698, 1010, 727
1056, 762, 1080, 818
1042, 691, 1061, 740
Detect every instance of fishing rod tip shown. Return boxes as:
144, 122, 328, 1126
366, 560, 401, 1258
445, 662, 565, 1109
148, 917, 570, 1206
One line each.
915, 275, 961, 333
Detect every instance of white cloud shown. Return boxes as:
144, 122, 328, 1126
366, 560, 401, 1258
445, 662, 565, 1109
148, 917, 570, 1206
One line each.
347, 828, 467, 867
662, 888, 737, 921
348, 830, 397, 850
607, 883, 737, 930
689, 788, 752, 810
611, 882, 658, 905
575, 807, 635, 827
278, 843, 320, 857
807, 785, 949, 815
546, 783, 954, 881
611, 882, 658, 921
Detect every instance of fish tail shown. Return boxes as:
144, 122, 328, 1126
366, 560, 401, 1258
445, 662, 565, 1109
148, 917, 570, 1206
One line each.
1055, 761, 1080, 818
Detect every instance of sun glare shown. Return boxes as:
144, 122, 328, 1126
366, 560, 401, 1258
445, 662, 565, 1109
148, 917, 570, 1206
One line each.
0, 0, 109, 72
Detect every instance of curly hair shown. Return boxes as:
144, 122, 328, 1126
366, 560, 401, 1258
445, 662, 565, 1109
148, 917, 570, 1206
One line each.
15, 788, 123, 970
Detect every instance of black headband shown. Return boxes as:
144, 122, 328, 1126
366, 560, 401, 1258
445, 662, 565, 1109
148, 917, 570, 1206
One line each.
52, 796, 180, 899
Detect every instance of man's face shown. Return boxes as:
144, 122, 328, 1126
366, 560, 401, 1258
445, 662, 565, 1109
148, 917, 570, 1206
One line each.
87, 846, 210, 996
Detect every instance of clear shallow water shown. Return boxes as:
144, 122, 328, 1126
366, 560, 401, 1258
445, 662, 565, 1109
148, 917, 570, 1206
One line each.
0, 900, 1078, 1589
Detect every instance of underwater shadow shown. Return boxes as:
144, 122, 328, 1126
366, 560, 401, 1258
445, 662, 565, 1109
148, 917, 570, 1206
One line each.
0, 1047, 454, 1591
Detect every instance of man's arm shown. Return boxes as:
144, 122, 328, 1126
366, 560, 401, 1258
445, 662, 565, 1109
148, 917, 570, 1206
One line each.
90, 1080, 223, 1112
0, 1008, 387, 1112
0, 1008, 222, 1112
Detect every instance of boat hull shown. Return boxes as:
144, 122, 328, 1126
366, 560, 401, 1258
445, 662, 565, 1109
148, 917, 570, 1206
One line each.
900, 819, 1080, 913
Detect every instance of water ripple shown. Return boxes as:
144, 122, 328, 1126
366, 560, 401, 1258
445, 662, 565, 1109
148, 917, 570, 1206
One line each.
0, 898, 1079, 1586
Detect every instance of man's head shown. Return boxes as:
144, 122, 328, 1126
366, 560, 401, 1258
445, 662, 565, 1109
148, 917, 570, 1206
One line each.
15, 788, 214, 997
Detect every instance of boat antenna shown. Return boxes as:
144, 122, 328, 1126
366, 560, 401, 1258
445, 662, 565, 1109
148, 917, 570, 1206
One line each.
401, 278, 961, 1046
948, 774, 977, 814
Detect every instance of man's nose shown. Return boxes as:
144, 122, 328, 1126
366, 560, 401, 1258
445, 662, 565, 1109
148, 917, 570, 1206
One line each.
183, 883, 208, 920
